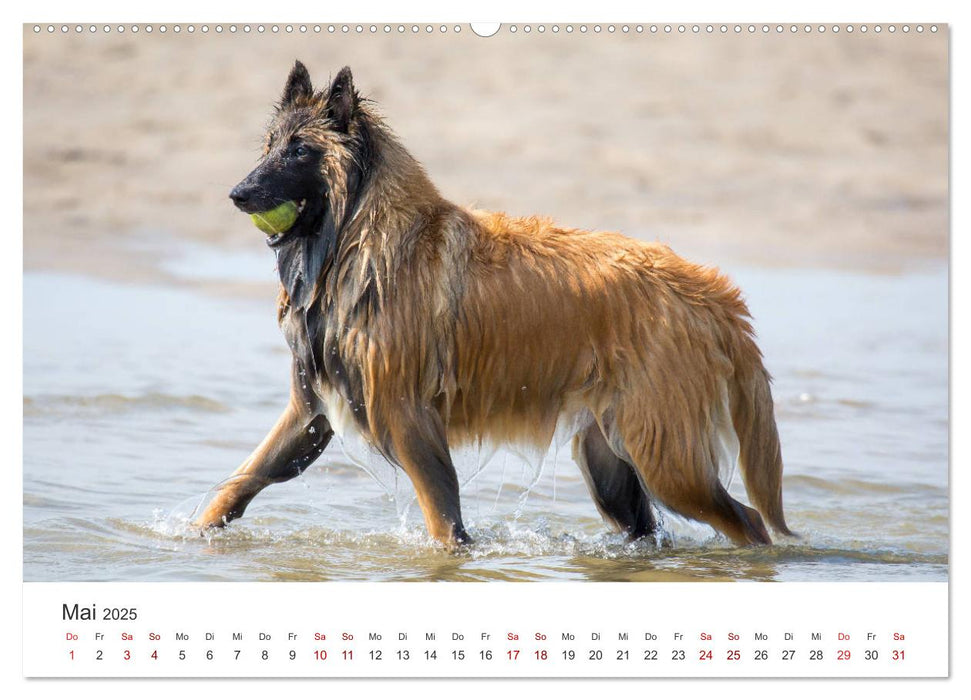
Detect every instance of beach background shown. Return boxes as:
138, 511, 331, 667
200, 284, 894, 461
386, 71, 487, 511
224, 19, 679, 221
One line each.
23, 25, 948, 581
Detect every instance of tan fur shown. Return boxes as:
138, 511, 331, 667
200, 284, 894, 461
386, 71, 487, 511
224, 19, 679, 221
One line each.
196, 66, 792, 548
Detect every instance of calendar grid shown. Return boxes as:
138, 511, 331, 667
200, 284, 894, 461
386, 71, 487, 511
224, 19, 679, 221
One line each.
24, 582, 948, 678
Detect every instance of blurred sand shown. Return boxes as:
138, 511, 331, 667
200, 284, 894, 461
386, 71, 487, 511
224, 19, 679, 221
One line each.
23, 26, 948, 285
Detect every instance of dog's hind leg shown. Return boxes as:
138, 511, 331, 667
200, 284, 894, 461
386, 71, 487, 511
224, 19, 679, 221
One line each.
572, 422, 656, 539
387, 409, 470, 549
635, 462, 771, 547
619, 415, 772, 547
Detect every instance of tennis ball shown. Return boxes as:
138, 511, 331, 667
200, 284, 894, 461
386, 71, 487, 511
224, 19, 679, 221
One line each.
250, 201, 299, 235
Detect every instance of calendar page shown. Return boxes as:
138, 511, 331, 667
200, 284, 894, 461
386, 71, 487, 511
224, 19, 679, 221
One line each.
17, 5, 953, 689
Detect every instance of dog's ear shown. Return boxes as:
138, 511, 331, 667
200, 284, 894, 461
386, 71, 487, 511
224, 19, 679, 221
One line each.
325, 66, 357, 132
281, 60, 314, 107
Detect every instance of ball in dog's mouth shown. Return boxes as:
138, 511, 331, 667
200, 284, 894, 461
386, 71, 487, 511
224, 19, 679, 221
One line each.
250, 199, 307, 236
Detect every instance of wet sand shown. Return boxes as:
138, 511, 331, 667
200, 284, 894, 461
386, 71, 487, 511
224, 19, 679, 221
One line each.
24, 26, 947, 286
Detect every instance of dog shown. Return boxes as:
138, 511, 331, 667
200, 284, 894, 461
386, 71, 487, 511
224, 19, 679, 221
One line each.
194, 61, 794, 548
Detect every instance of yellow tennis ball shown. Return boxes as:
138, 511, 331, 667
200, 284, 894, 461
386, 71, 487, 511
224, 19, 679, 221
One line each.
250, 201, 299, 235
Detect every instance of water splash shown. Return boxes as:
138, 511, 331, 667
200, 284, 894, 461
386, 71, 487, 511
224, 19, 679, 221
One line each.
151, 492, 210, 538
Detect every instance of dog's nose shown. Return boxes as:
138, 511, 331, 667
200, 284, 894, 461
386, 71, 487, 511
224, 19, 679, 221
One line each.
229, 184, 253, 206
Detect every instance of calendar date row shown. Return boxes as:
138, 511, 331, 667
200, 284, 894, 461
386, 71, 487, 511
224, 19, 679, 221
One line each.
66, 646, 909, 664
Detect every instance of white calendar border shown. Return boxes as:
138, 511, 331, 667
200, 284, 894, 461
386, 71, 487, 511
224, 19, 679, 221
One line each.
5, 0, 964, 695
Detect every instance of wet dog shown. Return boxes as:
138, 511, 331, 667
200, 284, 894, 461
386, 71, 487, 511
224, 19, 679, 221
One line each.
195, 62, 793, 547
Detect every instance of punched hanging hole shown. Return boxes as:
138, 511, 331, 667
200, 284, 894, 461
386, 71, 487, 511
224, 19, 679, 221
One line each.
470, 23, 501, 38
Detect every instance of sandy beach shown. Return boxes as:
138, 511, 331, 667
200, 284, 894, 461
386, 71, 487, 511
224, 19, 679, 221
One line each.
24, 26, 947, 287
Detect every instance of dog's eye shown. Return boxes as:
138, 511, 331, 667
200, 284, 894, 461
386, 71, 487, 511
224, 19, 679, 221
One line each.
294, 145, 309, 157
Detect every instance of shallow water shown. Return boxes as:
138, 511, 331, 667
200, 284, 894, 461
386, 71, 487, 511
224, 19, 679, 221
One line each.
23, 247, 948, 582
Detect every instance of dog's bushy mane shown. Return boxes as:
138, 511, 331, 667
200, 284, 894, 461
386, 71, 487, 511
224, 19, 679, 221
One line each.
273, 68, 460, 435
275, 85, 447, 317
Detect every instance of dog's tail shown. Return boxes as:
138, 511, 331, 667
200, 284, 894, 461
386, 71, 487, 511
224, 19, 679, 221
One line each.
728, 356, 796, 538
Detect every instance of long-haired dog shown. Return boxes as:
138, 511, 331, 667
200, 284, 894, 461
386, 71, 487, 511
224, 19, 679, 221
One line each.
195, 62, 794, 547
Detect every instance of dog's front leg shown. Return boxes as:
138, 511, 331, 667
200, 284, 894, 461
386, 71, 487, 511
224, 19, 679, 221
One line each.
195, 370, 332, 529
389, 412, 470, 549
